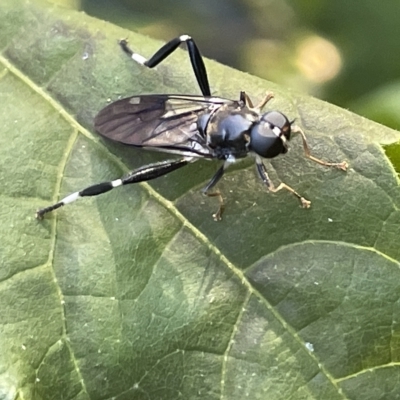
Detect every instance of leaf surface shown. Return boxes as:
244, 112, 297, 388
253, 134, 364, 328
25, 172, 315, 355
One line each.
1, 1, 400, 399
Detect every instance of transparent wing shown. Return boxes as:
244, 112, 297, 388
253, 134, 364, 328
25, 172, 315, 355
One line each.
94, 94, 237, 157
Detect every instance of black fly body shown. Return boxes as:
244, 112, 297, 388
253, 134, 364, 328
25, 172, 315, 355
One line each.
36, 35, 347, 221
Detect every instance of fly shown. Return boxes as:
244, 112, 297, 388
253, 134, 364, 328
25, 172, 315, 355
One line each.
36, 35, 348, 221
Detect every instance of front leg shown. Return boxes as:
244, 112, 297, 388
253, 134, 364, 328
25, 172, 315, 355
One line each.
292, 126, 348, 171
255, 157, 311, 208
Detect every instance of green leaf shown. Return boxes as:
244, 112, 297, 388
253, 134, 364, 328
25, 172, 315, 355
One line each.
1, 1, 400, 399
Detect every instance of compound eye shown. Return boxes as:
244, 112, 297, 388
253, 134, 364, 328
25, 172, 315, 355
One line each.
250, 122, 285, 158
261, 111, 289, 129
261, 111, 291, 140
249, 111, 292, 158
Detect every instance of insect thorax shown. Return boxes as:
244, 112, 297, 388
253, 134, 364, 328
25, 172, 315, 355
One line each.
203, 107, 258, 159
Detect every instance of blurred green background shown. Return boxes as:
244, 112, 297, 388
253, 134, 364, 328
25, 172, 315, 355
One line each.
57, 0, 400, 130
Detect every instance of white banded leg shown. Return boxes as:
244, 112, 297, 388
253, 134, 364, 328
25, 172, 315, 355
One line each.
119, 35, 211, 96
36, 158, 191, 219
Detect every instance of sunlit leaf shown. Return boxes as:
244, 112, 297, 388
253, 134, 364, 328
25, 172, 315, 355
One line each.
1, 1, 400, 399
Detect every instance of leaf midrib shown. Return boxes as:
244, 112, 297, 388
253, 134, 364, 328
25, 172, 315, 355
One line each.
0, 49, 343, 393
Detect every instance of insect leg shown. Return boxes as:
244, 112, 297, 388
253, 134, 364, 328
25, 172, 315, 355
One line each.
253, 92, 274, 112
119, 36, 211, 96
255, 157, 311, 208
36, 158, 191, 219
240, 91, 274, 111
201, 164, 228, 221
292, 126, 348, 171
240, 91, 253, 107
